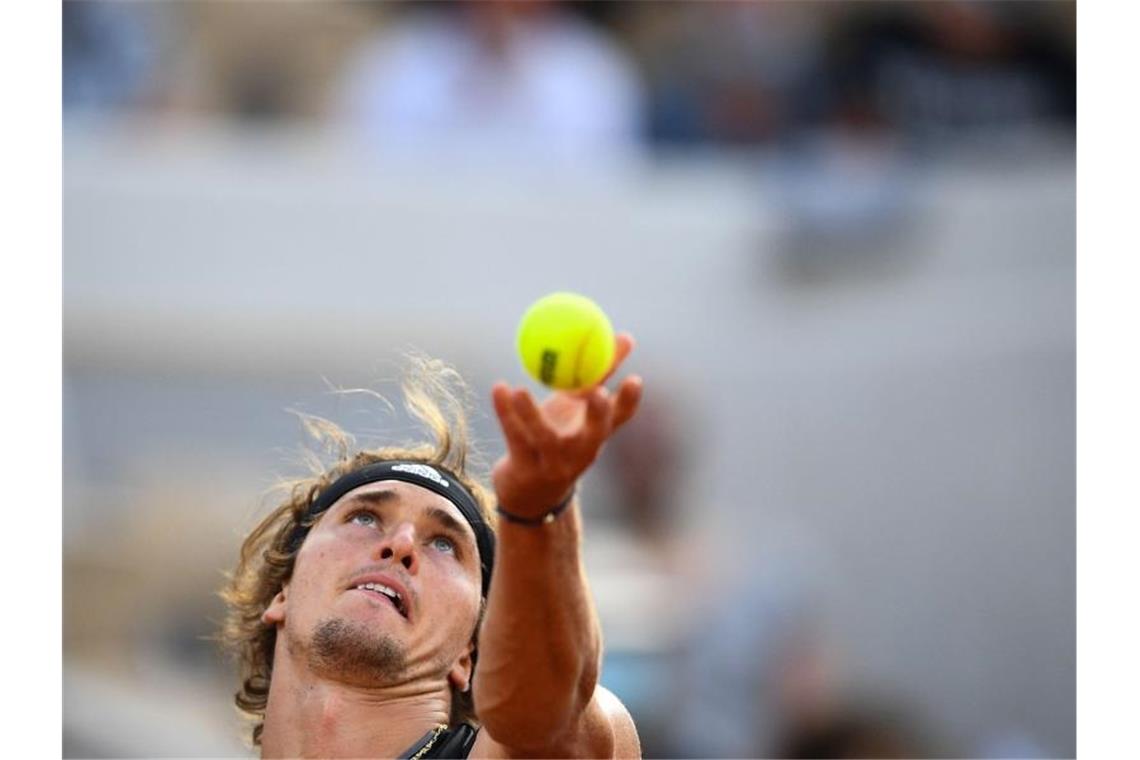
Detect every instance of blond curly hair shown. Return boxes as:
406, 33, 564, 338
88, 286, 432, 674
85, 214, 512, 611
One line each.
219, 356, 497, 746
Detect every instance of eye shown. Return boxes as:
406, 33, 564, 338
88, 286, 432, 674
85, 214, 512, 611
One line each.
430, 535, 456, 554
348, 510, 379, 528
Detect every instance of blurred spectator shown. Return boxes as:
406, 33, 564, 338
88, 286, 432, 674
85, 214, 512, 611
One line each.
63, 0, 170, 113
819, 2, 1076, 147
773, 699, 933, 759
767, 130, 919, 285
603, 390, 685, 546
64, 1, 1075, 155
337, 1, 644, 161
622, 1, 1074, 150
666, 549, 837, 757
580, 388, 692, 757
623, 1, 827, 146
175, 1, 376, 121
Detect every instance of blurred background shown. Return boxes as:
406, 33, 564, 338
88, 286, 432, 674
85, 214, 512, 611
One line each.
62, 1, 1075, 757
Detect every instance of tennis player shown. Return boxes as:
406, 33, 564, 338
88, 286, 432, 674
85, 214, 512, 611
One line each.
221, 334, 644, 758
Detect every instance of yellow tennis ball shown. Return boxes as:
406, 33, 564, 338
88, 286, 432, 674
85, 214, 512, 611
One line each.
517, 292, 616, 390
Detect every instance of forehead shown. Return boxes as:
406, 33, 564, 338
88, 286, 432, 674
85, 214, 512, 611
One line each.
327, 480, 474, 537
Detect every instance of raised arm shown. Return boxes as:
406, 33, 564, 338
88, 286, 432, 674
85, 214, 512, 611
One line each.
473, 334, 643, 758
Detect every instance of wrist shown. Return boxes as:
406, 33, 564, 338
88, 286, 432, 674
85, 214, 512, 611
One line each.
496, 486, 577, 526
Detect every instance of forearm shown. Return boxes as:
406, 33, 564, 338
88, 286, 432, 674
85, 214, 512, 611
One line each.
477, 353, 643, 753
474, 499, 602, 748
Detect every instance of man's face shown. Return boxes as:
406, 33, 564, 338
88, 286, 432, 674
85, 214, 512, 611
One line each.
263, 480, 484, 691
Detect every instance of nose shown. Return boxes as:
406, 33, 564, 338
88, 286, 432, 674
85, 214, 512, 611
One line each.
375, 521, 419, 574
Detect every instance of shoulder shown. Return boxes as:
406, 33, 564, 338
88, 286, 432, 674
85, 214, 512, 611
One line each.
593, 685, 642, 759
470, 685, 641, 759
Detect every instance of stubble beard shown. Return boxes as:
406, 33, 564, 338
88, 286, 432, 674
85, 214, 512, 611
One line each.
305, 617, 408, 686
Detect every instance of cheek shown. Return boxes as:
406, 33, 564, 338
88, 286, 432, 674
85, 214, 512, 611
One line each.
299, 521, 364, 568
425, 560, 481, 633
288, 541, 342, 616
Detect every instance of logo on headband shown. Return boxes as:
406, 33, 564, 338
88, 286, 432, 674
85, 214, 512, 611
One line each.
391, 463, 450, 489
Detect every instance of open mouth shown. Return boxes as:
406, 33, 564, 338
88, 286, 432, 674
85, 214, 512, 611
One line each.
353, 582, 408, 618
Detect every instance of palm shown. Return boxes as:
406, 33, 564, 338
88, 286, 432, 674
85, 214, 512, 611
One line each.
539, 393, 589, 436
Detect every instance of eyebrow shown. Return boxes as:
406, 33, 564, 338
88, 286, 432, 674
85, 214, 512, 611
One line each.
338, 489, 400, 511
423, 506, 476, 549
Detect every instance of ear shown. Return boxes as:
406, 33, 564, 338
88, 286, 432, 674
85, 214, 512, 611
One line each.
447, 639, 476, 693
261, 585, 289, 626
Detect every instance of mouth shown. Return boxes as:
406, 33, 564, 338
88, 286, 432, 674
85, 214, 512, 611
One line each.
351, 581, 409, 619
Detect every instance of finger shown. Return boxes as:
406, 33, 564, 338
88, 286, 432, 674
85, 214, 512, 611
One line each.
492, 383, 538, 460
578, 387, 612, 452
493, 383, 536, 452
599, 332, 636, 386
511, 387, 558, 450
610, 375, 643, 432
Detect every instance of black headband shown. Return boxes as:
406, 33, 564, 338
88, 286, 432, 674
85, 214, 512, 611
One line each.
288, 460, 496, 596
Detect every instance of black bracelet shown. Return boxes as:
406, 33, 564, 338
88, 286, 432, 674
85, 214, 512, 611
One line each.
495, 488, 576, 526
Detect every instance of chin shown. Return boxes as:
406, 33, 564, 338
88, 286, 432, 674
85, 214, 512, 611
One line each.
308, 617, 409, 684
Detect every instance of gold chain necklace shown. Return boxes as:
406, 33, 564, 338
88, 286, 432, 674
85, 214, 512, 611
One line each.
408, 724, 449, 760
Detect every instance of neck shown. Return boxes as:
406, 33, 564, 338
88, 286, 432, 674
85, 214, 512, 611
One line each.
260, 641, 453, 759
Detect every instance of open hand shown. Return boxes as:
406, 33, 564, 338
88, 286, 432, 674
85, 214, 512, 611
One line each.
491, 332, 643, 516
